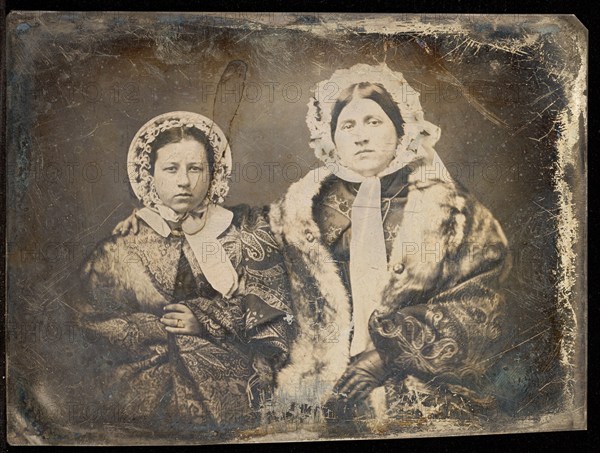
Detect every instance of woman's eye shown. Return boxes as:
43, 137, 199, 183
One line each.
163, 167, 177, 173
341, 123, 354, 130
189, 166, 204, 173
367, 118, 382, 126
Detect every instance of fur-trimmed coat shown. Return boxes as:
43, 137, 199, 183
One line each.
268, 168, 512, 422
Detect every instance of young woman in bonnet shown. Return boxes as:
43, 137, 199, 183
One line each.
269, 64, 513, 429
76, 111, 292, 435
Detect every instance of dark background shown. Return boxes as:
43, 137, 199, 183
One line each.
1, 1, 592, 451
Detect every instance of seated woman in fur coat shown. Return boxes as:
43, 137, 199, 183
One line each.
76, 111, 292, 436
268, 64, 513, 428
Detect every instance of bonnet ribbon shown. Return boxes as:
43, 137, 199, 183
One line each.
135, 203, 239, 298
330, 125, 444, 357
331, 163, 401, 357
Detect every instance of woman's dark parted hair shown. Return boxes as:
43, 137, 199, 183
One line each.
148, 126, 216, 177
330, 82, 405, 141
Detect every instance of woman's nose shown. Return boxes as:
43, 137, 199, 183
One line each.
352, 125, 369, 145
176, 170, 191, 187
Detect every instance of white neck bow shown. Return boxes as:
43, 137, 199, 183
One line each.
136, 203, 239, 299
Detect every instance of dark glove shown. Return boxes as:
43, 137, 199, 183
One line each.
333, 348, 389, 404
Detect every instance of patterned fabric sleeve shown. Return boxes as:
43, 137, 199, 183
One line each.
371, 268, 509, 388
234, 205, 294, 367
370, 198, 512, 398
184, 295, 245, 342
77, 238, 169, 357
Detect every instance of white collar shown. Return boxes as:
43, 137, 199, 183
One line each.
135, 204, 238, 298
136, 204, 233, 239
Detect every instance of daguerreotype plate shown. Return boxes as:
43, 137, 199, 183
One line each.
5, 12, 587, 445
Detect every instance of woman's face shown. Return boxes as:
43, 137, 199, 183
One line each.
333, 97, 399, 177
153, 139, 211, 213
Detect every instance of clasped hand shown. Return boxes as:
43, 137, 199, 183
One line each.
160, 303, 201, 335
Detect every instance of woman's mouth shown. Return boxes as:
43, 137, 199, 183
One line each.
355, 149, 375, 156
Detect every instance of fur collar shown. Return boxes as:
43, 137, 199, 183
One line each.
270, 168, 352, 397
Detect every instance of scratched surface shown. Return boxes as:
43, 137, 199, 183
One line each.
5, 13, 587, 444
